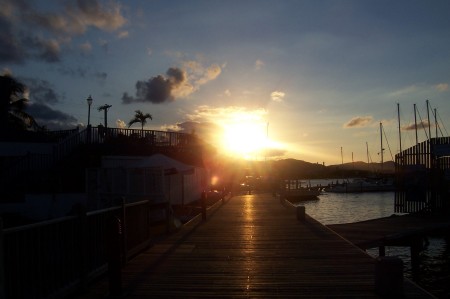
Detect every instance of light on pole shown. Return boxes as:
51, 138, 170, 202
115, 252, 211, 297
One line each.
86, 95, 93, 126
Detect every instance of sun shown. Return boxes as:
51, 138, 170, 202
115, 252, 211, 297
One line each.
221, 120, 268, 159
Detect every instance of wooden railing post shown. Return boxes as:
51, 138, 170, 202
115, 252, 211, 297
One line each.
296, 206, 306, 222
121, 197, 127, 265
107, 216, 123, 297
76, 205, 88, 292
375, 256, 403, 296
201, 191, 207, 221
0, 218, 5, 299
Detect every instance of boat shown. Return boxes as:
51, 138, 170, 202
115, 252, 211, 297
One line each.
325, 177, 395, 193
281, 179, 321, 201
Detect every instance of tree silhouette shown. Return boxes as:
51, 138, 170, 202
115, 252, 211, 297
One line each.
0, 74, 39, 131
128, 110, 152, 132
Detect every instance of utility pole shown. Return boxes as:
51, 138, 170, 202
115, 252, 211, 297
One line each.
98, 104, 112, 128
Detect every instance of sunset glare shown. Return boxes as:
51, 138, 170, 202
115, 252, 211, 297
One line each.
222, 121, 268, 159
1, 0, 450, 165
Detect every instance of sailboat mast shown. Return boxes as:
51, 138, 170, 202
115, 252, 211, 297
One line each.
414, 103, 418, 145
380, 122, 384, 172
397, 103, 402, 153
435, 108, 438, 138
426, 99, 431, 139
366, 142, 369, 164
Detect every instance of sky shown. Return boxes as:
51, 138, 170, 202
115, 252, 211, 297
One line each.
1, 0, 450, 165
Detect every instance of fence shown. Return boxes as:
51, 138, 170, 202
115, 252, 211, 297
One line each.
395, 137, 450, 214
0, 199, 155, 299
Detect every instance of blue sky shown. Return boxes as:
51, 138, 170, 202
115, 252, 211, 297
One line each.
2, 0, 450, 165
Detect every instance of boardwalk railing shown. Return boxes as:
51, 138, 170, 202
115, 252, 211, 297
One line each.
0, 199, 154, 299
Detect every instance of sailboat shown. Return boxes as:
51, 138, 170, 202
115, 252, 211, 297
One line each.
327, 123, 395, 193
281, 179, 321, 201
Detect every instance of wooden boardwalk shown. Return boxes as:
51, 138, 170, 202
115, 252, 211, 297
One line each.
77, 193, 431, 298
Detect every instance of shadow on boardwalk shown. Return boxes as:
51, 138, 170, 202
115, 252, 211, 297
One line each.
75, 193, 432, 298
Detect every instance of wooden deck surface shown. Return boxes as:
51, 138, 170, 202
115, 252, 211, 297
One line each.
76, 193, 432, 298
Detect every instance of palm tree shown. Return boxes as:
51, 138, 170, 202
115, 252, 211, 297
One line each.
0, 74, 39, 131
128, 110, 152, 132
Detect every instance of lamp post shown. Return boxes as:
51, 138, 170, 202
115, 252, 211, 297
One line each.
86, 95, 93, 127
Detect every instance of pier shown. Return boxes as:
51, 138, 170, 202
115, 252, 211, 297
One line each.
76, 193, 431, 298
328, 214, 450, 275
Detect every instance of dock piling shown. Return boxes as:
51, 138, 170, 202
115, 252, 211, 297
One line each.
375, 256, 403, 296
296, 206, 306, 222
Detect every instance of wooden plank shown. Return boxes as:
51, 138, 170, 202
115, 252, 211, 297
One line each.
77, 194, 432, 298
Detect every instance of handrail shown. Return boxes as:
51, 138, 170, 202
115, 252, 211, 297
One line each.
1, 199, 158, 299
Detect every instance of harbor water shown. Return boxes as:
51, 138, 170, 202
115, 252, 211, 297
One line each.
293, 180, 450, 298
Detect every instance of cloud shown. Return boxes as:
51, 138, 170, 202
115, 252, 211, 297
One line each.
23, 78, 61, 105
265, 148, 287, 158
343, 115, 373, 128
0, 0, 127, 64
116, 119, 127, 128
434, 83, 449, 92
122, 61, 222, 104
388, 85, 417, 97
26, 103, 78, 130
168, 121, 220, 135
19, 77, 78, 129
57, 66, 88, 78
186, 105, 268, 123
122, 67, 187, 104
117, 30, 129, 39
28, 0, 127, 35
95, 71, 107, 81
98, 38, 108, 53
79, 41, 92, 54
255, 59, 265, 70
0, 16, 27, 63
193, 63, 221, 86
271, 91, 285, 102
402, 120, 433, 131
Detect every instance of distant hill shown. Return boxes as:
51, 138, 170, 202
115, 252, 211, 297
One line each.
269, 159, 395, 179
328, 161, 395, 173
210, 156, 395, 182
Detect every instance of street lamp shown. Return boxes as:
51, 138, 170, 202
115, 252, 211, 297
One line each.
86, 95, 93, 126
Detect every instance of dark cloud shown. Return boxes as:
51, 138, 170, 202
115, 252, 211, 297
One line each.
122, 67, 187, 104
26, 103, 78, 130
20, 35, 61, 63
19, 77, 78, 129
95, 71, 107, 81
0, 14, 27, 63
57, 66, 88, 78
22, 78, 61, 105
0, 0, 126, 64
175, 121, 220, 136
